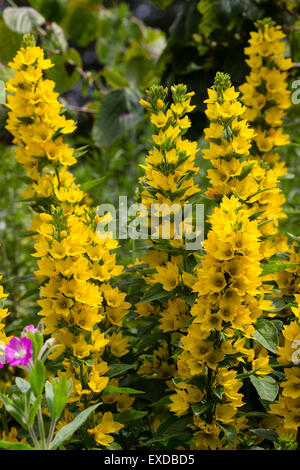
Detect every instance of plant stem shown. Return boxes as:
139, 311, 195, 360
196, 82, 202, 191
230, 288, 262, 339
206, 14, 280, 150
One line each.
46, 418, 57, 449
29, 427, 40, 450
37, 406, 46, 450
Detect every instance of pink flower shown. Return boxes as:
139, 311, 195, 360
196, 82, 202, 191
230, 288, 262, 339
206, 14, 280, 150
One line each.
0, 358, 3, 369
5, 336, 33, 367
23, 324, 38, 334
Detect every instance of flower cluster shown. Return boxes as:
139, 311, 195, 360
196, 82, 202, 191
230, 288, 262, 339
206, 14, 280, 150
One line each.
203, 72, 287, 259
169, 195, 270, 449
239, 19, 293, 248
5, 41, 131, 446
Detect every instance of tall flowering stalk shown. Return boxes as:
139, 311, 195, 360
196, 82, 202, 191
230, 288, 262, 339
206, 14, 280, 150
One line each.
131, 85, 203, 431
264, 240, 300, 442
5, 39, 130, 447
204, 72, 287, 259
168, 76, 277, 450
239, 19, 294, 252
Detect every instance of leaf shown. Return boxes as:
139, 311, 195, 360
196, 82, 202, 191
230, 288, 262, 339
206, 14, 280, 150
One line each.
52, 375, 69, 420
249, 375, 279, 402
0, 81, 6, 105
0, 393, 28, 430
28, 395, 42, 428
80, 177, 106, 192
250, 428, 278, 442
92, 88, 143, 148
191, 402, 210, 416
3, 7, 45, 34
114, 410, 148, 424
140, 283, 169, 303
29, 0, 67, 23
107, 363, 137, 377
253, 318, 278, 353
218, 423, 237, 445
150, 396, 172, 407
15, 377, 31, 394
101, 69, 129, 88
30, 360, 46, 398
47, 48, 82, 93
260, 262, 299, 277
50, 403, 100, 450
102, 385, 144, 396
0, 440, 36, 450
0, 19, 22, 64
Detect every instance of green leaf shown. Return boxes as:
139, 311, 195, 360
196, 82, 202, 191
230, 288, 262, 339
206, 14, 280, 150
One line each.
107, 363, 137, 377
52, 375, 69, 420
50, 403, 100, 450
260, 262, 299, 277
47, 48, 82, 93
141, 283, 169, 303
114, 410, 148, 424
30, 360, 46, 398
80, 176, 106, 192
92, 88, 143, 148
29, 0, 67, 23
249, 375, 279, 402
191, 402, 210, 416
218, 423, 237, 446
0, 19, 22, 64
28, 395, 42, 428
150, 396, 172, 407
253, 318, 278, 353
102, 385, 144, 396
0, 81, 6, 105
45, 381, 55, 419
250, 428, 278, 442
0, 393, 28, 430
101, 69, 129, 88
0, 440, 36, 450
15, 377, 31, 394
3, 7, 45, 34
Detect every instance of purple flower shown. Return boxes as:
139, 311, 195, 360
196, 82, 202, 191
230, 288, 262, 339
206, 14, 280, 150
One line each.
0, 358, 3, 369
5, 336, 33, 367
23, 324, 38, 334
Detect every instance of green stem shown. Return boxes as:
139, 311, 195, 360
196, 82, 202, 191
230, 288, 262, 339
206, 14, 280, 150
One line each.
29, 427, 40, 450
46, 418, 57, 449
37, 406, 46, 450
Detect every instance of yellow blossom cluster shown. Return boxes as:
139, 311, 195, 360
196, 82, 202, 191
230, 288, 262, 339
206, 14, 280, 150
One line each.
169, 196, 271, 448
239, 19, 293, 171
239, 19, 293, 246
5, 42, 130, 447
203, 73, 287, 258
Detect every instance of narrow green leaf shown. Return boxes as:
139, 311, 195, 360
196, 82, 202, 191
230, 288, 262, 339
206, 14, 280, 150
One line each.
102, 385, 144, 396
49, 403, 100, 450
114, 410, 148, 424
0, 440, 36, 450
30, 359, 46, 397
